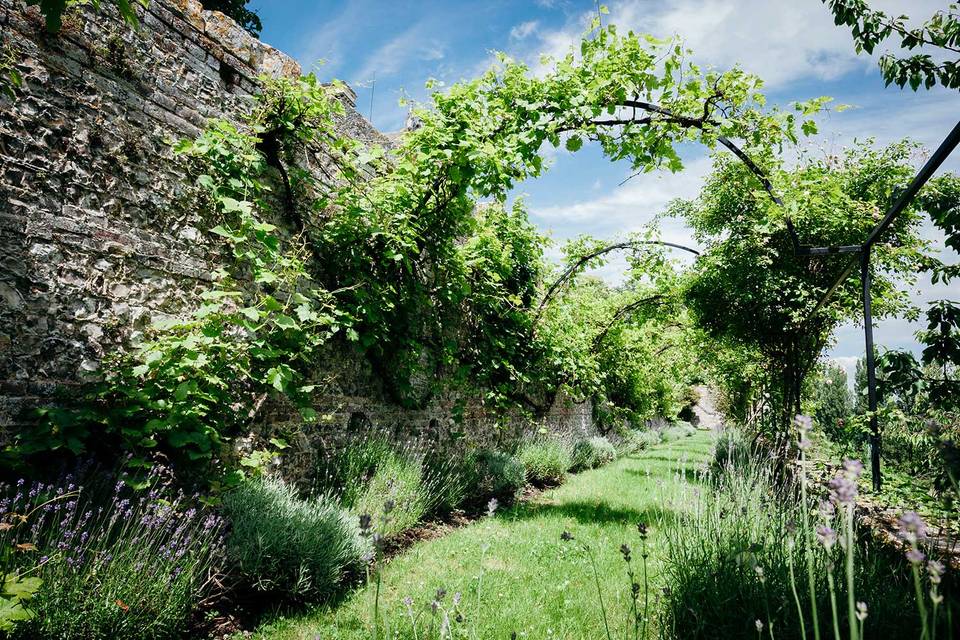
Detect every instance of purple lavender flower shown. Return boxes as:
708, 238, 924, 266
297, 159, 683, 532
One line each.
842, 459, 864, 478
927, 560, 945, 585
906, 548, 926, 565
794, 415, 813, 432
816, 525, 837, 550
828, 475, 857, 506
486, 498, 498, 518
818, 500, 836, 519
897, 511, 928, 544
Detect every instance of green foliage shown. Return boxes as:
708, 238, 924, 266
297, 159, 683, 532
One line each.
678, 141, 933, 433
660, 448, 933, 639
222, 475, 364, 601
350, 450, 433, 538
660, 421, 697, 443
0, 574, 39, 633
26, 0, 147, 32
570, 436, 617, 471
201, 0, 261, 36
823, 1, 960, 90
616, 428, 662, 455
810, 362, 854, 442
517, 437, 572, 486
464, 450, 526, 506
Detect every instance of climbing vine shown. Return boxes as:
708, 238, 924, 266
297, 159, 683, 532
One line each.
12, 20, 835, 475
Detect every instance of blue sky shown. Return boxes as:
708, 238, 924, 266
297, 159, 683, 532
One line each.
249, 0, 958, 382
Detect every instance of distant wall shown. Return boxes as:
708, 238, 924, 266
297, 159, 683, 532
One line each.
0, 0, 594, 473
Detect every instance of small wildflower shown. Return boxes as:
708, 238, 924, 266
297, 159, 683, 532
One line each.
486, 498, 498, 518
755, 619, 764, 633
843, 458, 864, 478
794, 415, 813, 432
452, 591, 461, 606
637, 522, 648, 540
560, 530, 574, 542
819, 500, 836, 519
359, 513, 372, 532
754, 565, 765, 583
620, 544, 631, 562
856, 601, 868, 621
897, 511, 928, 544
828, 475, 857, 506
435, 587, 446, 601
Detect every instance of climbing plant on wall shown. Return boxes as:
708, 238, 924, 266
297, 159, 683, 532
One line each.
9, 18, 834, 476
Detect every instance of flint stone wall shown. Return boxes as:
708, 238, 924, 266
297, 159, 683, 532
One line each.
0, 0, 594, 473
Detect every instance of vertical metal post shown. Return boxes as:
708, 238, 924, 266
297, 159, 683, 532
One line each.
860, 249, 882, 492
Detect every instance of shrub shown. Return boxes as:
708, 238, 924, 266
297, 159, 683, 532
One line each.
222, 475, 364, 601
711, 427, 751, 472
351, 451, 432, 537
464, 450, 526, 506
315, 436, 469, 533
617, 429, 661, 455
661, 421, 697, 442
570, 436, 617, 471
517, 438, 572, 486
1, 472, 224, 639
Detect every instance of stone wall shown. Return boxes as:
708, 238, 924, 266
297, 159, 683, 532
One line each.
0, 0, 594, 466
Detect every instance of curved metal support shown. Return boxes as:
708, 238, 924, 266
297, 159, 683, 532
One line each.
532, 239, 699, 328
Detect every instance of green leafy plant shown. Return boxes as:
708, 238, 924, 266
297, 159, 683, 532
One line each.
222, 475, 364, 601
823, 0, 960, 90
464, 450, 526, 506
1, 471, 224, 639
25, 0, 148, 32
571, 436, 617, 471
517, 437, 572, 487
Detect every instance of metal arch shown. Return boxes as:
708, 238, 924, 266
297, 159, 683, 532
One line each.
531, 239, 700, 329
788, 119, 960, 492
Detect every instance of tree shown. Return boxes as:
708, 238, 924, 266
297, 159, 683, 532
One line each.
201, 0, 262, 37
822, 0, 960, 90
810, 362, 853, 442
676, 142, 934, 434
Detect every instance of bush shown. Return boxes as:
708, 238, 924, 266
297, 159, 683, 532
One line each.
1, 472, 224, 639
222, 475, 364, 601
517, 438, 572, 486
351, 451, 432, 537
617, 429, 662, 455
661, 421, 697, 442
315, 436, 469, 533
711, 427, 751, 472
464, 449, 526, 506
570, 436, 617, 471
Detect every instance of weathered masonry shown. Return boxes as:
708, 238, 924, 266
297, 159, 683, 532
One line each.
0, 0, 593, 470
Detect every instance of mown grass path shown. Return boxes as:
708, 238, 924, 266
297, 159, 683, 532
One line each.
255, 431, 715, 640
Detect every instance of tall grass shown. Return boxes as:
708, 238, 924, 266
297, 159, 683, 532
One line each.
658, 421, 955, 640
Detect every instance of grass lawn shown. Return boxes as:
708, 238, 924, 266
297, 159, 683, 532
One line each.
253, 431, 715, 640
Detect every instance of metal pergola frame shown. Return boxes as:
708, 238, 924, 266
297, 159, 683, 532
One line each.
787, 119, 960, 492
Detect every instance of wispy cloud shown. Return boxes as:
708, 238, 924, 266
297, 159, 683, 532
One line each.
352, 23, 446, 85
510, 20, 540, 40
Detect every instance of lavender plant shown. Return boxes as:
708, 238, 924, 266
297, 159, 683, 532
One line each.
0, 470, 224, 639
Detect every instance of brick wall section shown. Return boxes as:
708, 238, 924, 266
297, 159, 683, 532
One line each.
0, 0, 594, 472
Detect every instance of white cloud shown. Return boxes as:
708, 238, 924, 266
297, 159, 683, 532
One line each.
352, 24, 446, 84
531, 155, 712, 245
513, 0, 947, 88
510, 20, 539, 41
